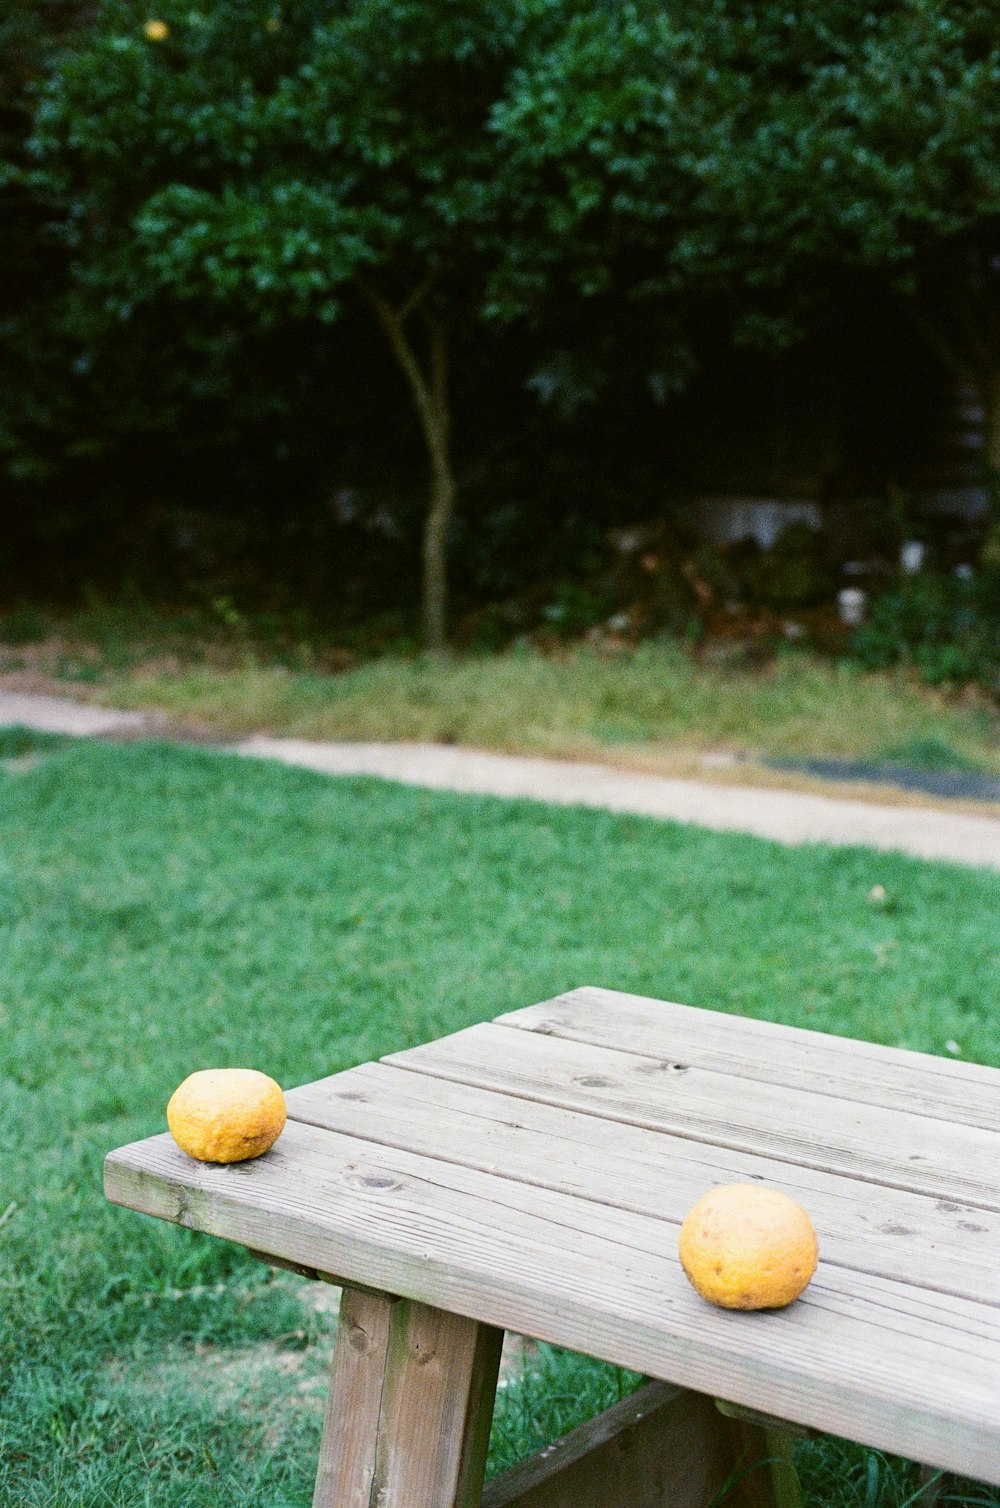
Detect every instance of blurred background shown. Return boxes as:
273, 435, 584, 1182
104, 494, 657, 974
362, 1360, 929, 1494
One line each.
2, 0, 999, 702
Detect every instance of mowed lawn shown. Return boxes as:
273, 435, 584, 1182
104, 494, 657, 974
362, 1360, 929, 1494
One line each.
1, 733, 998, 1507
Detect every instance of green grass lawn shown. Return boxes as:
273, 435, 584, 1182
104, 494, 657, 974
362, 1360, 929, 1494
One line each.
1, 733, 998, 1506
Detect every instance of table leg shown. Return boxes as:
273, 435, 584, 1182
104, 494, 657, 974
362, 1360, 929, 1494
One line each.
312, 1285, 503, 1508
483, 1380, 801, 1508
719, 1416, 802, 1508
307, 1278, 801, 1508
916, 1466, 948, 1505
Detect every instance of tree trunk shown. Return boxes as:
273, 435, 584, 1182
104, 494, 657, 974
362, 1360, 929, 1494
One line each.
420, 312, 454, 654
359, 281, 455, 654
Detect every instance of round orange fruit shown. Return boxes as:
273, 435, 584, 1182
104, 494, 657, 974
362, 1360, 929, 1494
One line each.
678, 1184, 818, 1310
167, 1069, 286, 1163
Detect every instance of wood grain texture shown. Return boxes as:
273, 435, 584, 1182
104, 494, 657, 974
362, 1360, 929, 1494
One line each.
482, 1382, 738, 1508
383, 1023, 1000, 1209
313, 1286, 502, 1508
104, 1122, 1000, 1483
312, 1287, 397, 1508
286, 1062, 1000, 1304
494, 988, 1000, 1130
373, 1299, 503, 1508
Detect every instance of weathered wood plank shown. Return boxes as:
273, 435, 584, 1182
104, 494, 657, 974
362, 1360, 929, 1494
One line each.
104, 1124, 1000, 1484
383, 1024, 1000, 1209
494, 987, 1000, 1130
482, 1381, 738, 1508
286, 1062, 1000, 1304
374, 1298, 502, 1508
313, 1286, 396, 1507
312, 1286, 502, 1508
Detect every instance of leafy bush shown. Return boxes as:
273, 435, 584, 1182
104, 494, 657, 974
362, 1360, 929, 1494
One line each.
541, 580, 614, 636
851, 571, 1000, 688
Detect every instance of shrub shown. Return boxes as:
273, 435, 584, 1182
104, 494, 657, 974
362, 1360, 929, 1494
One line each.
851, 570, 1000, 689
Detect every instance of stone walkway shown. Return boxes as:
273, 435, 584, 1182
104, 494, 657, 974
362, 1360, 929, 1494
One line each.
3, 690, 999, 870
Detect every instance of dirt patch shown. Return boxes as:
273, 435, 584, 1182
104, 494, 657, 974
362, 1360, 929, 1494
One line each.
108, 1277, 537, 1454
106, 1339, 323, 1415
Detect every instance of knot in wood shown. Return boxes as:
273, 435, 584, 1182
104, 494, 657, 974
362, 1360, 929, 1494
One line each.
347, 1322, 371, 1354
341, 1167, 404, 1193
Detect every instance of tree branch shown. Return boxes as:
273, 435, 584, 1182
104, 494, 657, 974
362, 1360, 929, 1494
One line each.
355, 276, 456, 651
355, 275, 434, 330
398, 277, 434, 326
355, 278, 446, 472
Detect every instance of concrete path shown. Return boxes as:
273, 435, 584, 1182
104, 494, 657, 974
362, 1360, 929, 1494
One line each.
2, 689, 998, 869
0, 690, 146, 737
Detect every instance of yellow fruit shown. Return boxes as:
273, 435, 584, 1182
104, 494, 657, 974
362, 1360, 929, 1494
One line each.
167, 1069, 286, 1163
678, 1184, 818, 1310
143, 19, 169, 41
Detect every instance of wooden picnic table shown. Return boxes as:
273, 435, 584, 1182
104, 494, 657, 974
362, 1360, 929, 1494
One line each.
105, 987, 1000, 1506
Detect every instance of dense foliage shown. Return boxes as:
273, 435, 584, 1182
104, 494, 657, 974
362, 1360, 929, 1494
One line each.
0, 0, 83, 482
5, 1, 1000, 646
852, 567, 1000, 687
25, 0, 586, 646
505, 2, 1000, 427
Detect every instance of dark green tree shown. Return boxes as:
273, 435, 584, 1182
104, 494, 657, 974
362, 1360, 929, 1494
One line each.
677, 4, 1000, 480
0, 0, 88, 488
502, 2, 1000, 494
30, 0, 578, 649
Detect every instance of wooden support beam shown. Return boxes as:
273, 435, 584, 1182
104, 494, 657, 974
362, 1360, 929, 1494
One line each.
483, 1379, 783, 1508
252, 1253, 802, 1508
916, 1466, 949, 1506
714, 1399, 815, 1441
312, 1286, 503, 1508
719, 1416, 802, 1508
246, 1246, 327, 1281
